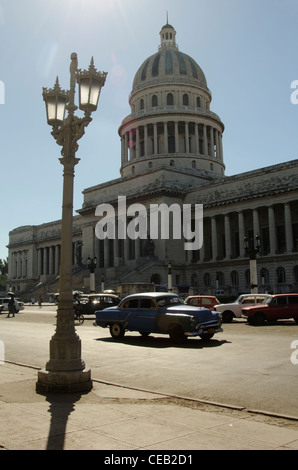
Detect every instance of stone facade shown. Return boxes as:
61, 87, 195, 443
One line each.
7, 23, 298, 297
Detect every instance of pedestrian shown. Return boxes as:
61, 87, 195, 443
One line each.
7, 294, 15, 318
38, 296, 43, 307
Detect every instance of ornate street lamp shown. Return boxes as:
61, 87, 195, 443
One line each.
87, 256, 97, 293
168, 262, 173, 292
36, 53, 107, 394
244, 234, 261, 294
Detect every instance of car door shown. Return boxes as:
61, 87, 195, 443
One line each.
269, 296, 288, 320
134, 298, 157, 332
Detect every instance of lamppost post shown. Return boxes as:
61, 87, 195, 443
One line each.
167, 262, 173, 292
244, 234, 261, 294
36, 53, 107, 394
87, 256, 97, 293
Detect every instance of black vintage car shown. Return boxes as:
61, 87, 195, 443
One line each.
78, 293, 120, 315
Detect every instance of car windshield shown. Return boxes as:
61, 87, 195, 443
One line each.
264, 296, 273, 305
235, 295, 244, 303
157, 296, 183, 307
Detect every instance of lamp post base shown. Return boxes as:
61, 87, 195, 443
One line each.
36, 368, 92, 394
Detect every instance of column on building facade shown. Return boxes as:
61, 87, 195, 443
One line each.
144, 124, 148, 156
224, 214, 231, 259
136, 127, 140, 159
284, 203, 293, 253
163, 122, 168, 154
194, 122, 199, 154
129, 130, 133, 160
174, 121, 179, 153
211, 216, 218, 261
104, 237, 109, 268
268, 206, 277, 256
215, 130, 219, 158
203, 124, 208, 156
49, 246, 54, 275
153, 122, 158, 155
55, 245, 60, 275
185, 122, 189, 153
218, 132, 223, 161
210, 127, 214, 157
238, 211, 245, 258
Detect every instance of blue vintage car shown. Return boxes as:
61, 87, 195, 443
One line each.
93, 292, 222, 342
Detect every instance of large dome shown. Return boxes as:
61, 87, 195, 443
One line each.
132, 23, 209, 94
119, 22, 225, 179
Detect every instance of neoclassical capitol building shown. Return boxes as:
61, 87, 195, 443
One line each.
7, 23, 298, 296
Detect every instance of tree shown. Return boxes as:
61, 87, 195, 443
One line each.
0, 258, 8, 275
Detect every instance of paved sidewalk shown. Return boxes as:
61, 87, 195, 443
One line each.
0, 362, 298, 451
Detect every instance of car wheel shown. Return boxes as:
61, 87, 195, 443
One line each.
251, 312, 265, 326
199, 332, 214, 340
169, 325, 187, 343
222, 310, 234, 323
294, 318, 298, 324
110, 323, 125, 339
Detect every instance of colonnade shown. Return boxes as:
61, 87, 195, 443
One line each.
193, 202, 297, 263
37, 245, 61, 277
93, 200, 297, 269
121, 120, 223, 164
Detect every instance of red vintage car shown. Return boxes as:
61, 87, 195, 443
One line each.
242, 294, 298, 325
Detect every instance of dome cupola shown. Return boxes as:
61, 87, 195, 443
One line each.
119, 23, 225, 179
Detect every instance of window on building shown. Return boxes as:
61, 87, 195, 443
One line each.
277, 267, 286, 284
231, 271, 239, 286
140, 99, 144, 110
196, 97, 201, 107
204, 272, 211, 287
152, 95, 158, 107
167, 93, 174, 105
183, 94, 189, 106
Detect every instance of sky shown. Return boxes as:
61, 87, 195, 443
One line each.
0, 0, 298, 261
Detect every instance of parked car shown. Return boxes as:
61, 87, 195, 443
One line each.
93, 292, 223, 342
214, 294, 270, 323
78, 293, 120, 315
242, 294, 298, 325
0, 297, 24, 313
184, 295, 219, 311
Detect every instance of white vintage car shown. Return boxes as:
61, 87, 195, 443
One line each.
214, 294, 270, 323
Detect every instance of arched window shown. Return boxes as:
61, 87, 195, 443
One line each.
204, 272, 211, 287
231, 271, 239, 286
192, 160, 196, 169
170, 159, 175, 166
277, 267, 286, 284
140, 99, 144, 110
183, 94, 189, 106
260, 268, 269, 285
167, 93, 174, 105
196, 97, 201, 107
152, 95, 158, 107
216, 271, 225, 287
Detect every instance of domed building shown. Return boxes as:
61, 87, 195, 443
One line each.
7, 23, 298, 297
119, 23, 225, 179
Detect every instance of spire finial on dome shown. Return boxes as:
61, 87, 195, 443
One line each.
159, 19, 178, 50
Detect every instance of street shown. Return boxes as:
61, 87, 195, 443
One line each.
1, 305, 298, 418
